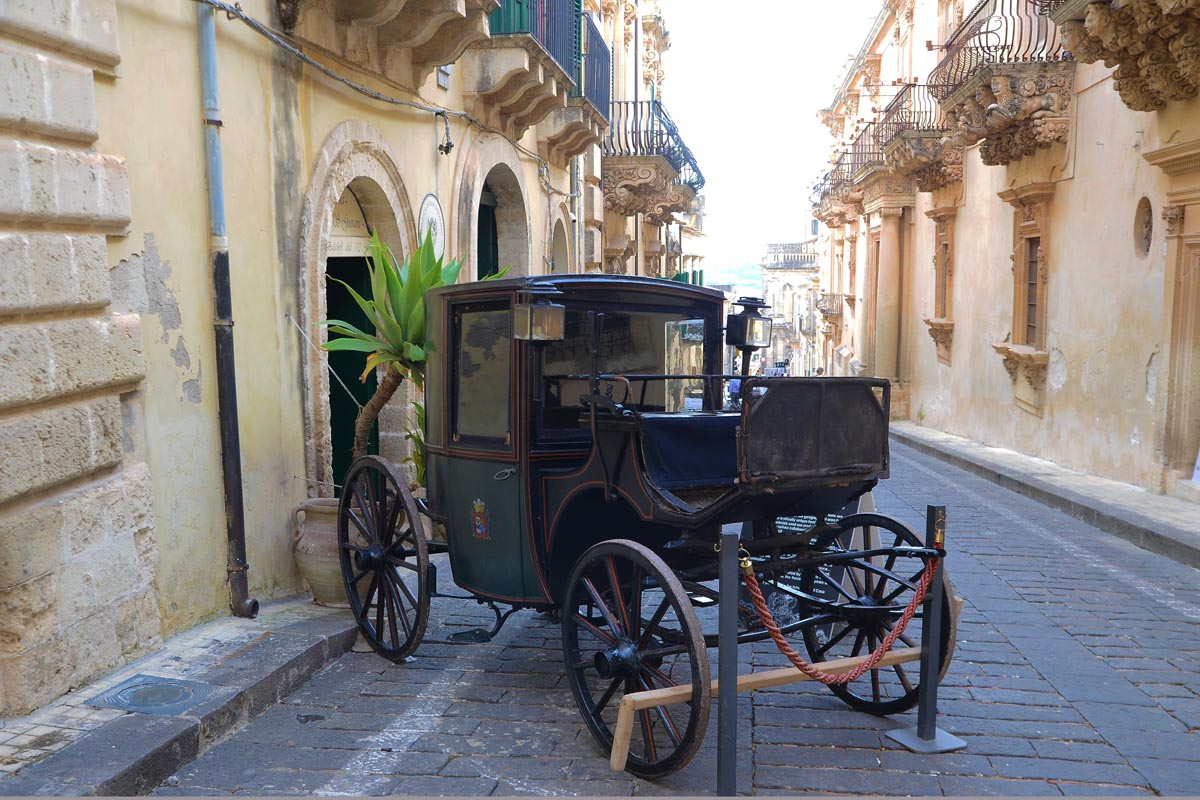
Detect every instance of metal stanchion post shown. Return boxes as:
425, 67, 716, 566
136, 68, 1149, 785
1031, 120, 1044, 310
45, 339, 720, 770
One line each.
885, 506, 966, 754
716, 525, 740, 796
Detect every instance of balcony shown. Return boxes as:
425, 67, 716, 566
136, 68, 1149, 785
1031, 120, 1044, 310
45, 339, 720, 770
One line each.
817, 293, 844, 318
878, 84, 962, 192
602, 100, 705, 223
812, 157, 855, 226
280, 0, 500, 87
1047, 0, 1200, 112
929, 0, 1074, 166
538, 13, 611, 165
462, 0, 580, 139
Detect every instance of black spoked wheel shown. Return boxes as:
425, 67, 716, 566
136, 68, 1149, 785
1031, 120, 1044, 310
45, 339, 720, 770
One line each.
798, 512, 957, 715
338, 455, 429, 661
562, 540, 710, 779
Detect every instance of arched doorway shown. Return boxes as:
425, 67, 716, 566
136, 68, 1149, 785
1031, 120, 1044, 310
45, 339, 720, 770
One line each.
551, 219, 569, 273
325, 187, 380, 492
475, 164, 529, 279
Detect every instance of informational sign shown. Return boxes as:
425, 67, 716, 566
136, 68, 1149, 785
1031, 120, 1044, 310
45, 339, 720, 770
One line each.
418, 193, 446, 260
327, 191, 372, 257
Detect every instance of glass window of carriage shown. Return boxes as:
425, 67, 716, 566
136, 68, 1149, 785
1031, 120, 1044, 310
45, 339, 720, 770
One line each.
538, 307, 710, 439
452, 303, 512, 448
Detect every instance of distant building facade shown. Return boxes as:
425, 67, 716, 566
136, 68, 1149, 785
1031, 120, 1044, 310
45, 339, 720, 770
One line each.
761, 240, 821, 376
812, 0, 1200, 502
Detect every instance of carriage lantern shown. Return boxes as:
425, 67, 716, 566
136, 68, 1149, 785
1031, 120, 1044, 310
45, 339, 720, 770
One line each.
726, 296, 772, 375
513, 284, 566, 341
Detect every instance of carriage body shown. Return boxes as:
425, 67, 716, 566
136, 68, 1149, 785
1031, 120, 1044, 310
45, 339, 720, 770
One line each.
338, 274, 952, 779
422, 274, 890, 606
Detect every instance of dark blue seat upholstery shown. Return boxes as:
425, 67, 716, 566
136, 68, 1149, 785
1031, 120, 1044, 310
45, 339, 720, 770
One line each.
638, 412, 740, 490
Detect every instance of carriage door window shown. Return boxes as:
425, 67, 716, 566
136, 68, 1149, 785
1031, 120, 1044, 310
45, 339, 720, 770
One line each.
453, 304, 511, 446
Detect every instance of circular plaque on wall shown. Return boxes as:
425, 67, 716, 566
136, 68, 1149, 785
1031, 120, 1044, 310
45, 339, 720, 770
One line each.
418, 193, 445, 260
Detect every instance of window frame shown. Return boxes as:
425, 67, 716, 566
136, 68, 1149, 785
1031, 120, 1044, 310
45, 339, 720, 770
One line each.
450, 299, 514, 452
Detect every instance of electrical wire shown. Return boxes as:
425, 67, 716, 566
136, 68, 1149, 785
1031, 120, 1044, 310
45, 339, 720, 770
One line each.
190, 0, 562, 171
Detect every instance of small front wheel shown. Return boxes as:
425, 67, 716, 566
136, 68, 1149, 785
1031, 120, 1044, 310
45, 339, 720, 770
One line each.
562, 540, 710, 779
338, 456, 430, 661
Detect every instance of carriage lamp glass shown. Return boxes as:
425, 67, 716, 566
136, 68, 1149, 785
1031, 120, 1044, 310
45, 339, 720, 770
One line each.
513, 301, 565, 341
726, 297, 773, 349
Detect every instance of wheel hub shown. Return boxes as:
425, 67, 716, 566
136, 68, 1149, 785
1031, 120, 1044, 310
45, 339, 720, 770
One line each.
594, 640, 640, 679
354, 543, 386, 571
840, 595, 896, 628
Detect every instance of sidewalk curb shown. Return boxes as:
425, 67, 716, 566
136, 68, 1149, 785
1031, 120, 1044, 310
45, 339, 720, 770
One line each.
0, 612, 357, 796
891, 426, 1200, 571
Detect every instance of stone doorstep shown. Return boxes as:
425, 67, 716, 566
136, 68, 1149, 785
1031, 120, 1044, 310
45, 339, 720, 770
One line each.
0, 601, 357, 796
890, 423, 1200, 570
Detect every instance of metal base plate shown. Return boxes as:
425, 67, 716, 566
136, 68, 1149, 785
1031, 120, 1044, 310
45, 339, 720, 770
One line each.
885, 726, 967, 754
87, 674, 217, 716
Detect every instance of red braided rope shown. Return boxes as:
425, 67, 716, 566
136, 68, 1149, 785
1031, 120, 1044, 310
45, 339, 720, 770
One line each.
742, 557, 937, 685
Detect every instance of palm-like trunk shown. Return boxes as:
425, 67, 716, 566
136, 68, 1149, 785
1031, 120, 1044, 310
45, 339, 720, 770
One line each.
353, 367, 404, 462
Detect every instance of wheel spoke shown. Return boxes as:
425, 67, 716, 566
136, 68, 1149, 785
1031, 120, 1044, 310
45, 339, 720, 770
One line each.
571, 612, 617, 645
627, 564, 643, 644
816, 622, 854, 657
592, 678, 622, 717
638, 708, 657, 763
638, 643, 689, 661
387, 564, 419, 618
893, 663, 913, 692
606, 557, 631, 633
347, 503, 373, 543
642, 662, 678, 688
849, 628, 867, 657
386, 555, 420, 572
382, 498, 402, 549
637, 598, 671, 649
362, 573, 380, 615
815, 569, 858, 602
382, 571, 402, 646
641, 675, 682, 747
581, 577, 623, 636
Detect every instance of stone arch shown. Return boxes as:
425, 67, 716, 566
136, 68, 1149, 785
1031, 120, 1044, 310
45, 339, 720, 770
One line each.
297, 120, 417, 494
551, 218, 569, 274
451, 130, 531, 279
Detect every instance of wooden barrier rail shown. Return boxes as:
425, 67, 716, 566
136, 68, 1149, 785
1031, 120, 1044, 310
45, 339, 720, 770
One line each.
609, 646, 922, 771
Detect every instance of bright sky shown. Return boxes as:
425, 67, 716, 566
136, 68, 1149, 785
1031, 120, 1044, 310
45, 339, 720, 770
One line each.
658, 0, 881, 285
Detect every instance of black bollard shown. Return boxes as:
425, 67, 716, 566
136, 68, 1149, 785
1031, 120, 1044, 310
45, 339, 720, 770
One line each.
885, 506, 966, 754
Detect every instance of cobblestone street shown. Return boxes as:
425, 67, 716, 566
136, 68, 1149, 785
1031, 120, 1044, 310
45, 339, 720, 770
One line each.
154, 442, 1200, 796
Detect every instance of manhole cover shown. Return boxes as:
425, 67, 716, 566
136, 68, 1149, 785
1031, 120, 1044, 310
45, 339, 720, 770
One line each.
87, 674, 217, 716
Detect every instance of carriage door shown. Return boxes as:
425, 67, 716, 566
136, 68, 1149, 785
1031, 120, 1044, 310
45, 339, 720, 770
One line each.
441, 302, 531, 601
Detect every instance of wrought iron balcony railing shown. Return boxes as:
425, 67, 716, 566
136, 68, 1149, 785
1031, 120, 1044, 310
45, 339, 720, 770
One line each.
817, 294, 844, 317
810, 170, 834, 206
928, 0, 1069, 102
490, 0, 581, 82
569, 13, 611, 122
605, 100, 705, 192
877, 84, 950, 149
848, 122, 885, 178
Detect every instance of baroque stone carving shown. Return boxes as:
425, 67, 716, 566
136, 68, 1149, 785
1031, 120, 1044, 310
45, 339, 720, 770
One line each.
943, 62, 1074, 166
1053, 0, 1200, 112
602, 159, 675, 217
885, 134, 964, 191
924, 318, 954, 365
646, 184, 695, 225
1163, 204, 1185, 236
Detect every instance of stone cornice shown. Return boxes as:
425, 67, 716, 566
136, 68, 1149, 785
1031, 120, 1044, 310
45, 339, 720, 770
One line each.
862, 174, 915, 215
1143, 138, 1200, 176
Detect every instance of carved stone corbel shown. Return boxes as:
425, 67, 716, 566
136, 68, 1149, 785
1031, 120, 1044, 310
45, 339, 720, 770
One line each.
1163, 205, 1185, 236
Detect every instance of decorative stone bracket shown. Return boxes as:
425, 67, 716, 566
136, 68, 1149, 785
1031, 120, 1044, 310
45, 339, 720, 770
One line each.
463, 40, 572, 140
942, 61, 1075, 166
924, 318, 955, 365
280, 0, 499, 88
1053, 0, 1200, 112
884, 133, 964, 192
601, 156, 679, 218
537, 100, 607, 167
992, 342, 1050, 415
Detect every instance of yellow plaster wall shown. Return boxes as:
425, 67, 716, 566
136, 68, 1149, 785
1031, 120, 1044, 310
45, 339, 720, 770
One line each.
97, 1, 566, 635
905, 61, 1187, 491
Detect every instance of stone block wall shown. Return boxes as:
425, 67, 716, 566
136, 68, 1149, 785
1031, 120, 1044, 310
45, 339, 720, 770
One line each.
0, 0, 162, 716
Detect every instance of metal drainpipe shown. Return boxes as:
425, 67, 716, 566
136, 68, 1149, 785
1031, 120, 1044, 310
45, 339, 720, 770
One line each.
197, 6, 259, 618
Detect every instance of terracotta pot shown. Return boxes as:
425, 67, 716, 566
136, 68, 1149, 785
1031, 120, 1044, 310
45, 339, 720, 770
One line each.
291, 498, 349, 608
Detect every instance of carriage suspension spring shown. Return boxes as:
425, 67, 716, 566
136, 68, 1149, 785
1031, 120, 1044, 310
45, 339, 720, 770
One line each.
739, 550, 937, 685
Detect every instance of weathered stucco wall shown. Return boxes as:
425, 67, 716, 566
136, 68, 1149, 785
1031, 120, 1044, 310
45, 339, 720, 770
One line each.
88, 0, 570, 646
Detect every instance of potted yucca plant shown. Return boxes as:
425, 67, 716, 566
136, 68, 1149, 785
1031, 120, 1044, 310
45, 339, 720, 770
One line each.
292, 230, 465, 605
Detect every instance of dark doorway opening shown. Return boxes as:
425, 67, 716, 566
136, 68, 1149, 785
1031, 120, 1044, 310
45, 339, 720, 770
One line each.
478, 181, 500, 279
326, 256, 379, 494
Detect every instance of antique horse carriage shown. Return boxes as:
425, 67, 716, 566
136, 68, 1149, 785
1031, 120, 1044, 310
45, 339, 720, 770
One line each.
337, 275, 956, 777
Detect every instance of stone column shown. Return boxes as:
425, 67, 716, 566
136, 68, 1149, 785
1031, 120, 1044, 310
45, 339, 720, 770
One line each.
874, 207, 904, 380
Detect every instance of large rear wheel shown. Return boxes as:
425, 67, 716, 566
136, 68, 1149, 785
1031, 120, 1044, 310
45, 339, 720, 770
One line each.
797, 512, 956, 715
338, 456, 429, 661
562, 540, 710, 778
